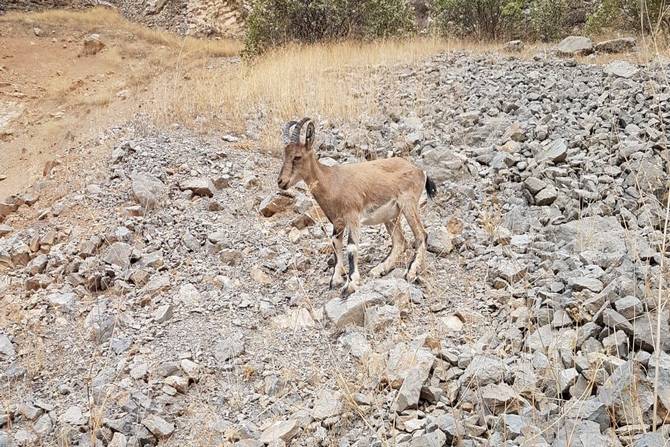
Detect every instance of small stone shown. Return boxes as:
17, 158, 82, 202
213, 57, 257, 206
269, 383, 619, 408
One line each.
214, 334, 245, 363
259, 192, 295, 217
259, 419, 299, 443
538, 139, 568, 163
569, 277, 604, 293
61, 405, 86, 426
142, 414, 175, 438
131, 173, 166, 209
535, 185, 557, 205
311, 390, 343, 420
82, 33, 105, 55
614, 296, 643, 320
179, 177, 216, 197
524, 177, 547, 195
154, 304, 173, 323
102, 242, 133, 269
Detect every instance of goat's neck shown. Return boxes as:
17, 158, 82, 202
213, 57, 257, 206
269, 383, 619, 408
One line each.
302, 155, 332, 204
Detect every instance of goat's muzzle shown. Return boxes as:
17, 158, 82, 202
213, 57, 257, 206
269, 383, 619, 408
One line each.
277, 178, 289, 190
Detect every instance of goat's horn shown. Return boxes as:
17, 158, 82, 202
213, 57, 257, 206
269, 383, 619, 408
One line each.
282, 120, 298, 144
291, 117, 312, 144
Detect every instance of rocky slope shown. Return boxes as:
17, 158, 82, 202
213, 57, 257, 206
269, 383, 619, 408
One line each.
1, 47, 670, 447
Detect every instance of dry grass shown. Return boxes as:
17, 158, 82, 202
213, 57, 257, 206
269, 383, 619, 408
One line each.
1, 7, 242, 57
148, 36, 469, 140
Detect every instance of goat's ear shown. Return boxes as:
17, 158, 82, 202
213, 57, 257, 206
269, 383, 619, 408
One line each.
304, 122, 315, 149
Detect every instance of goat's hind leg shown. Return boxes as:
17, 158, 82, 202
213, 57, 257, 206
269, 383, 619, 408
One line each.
401, 202, 428, 284
370, 217, 407, 278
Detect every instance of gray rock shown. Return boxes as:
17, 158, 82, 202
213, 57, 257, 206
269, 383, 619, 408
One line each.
33, 414, 53, 436
460, 355, 505, 387
569, 277, 604, 293
523, 177, 547, 195
504, 40, 524, 52
214, 333, 245, 363
47, 292, 76, 313
0, 335, 15, 357
154, 304, 173, 323
409, 429, 446, 447
61, 405, 86, 425
537, 139, 568, 163
535, 185, 557, 206
557, 36, 593, 56
339, 331, 370, 359
553, 419, 608, 446
259, 419, 299, 443
102, 242, 133, 269
426, 227, 453, 257
395, 366, 428, 412
311, 390, 343, 420
604, 60, 639, 78
614, 296, 643, 320
386, 341, 435, 389
480, 383, 522, 414
179, 177, 216, 197
108, 433, 128, 447
602, 308, 634, 334
131, 173, 166, 209
142, 414, 175, 438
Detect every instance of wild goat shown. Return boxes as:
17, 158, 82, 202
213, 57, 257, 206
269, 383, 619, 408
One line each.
277, 117, 437, 296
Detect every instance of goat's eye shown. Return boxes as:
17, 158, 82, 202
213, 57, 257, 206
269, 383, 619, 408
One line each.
293, 156, 302, 162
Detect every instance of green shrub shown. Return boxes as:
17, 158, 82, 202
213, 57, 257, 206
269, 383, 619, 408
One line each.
243, 0, 415, 57
587, 0, 670, 35
431, 0, 525, 40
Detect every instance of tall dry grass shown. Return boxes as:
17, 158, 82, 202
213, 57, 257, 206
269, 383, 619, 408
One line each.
148, 37, 469, 140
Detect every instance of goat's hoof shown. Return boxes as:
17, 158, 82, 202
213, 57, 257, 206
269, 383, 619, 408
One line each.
330, 276, 345, 290
404, 271, 418, 284
341, 281, 359, 298
369, 266, 385, 278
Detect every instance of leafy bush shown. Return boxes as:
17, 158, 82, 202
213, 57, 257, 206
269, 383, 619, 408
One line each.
431, 0, 525, 40
529, 0, 569, 41
587, 0, 670, 35
244, 0, 415, 57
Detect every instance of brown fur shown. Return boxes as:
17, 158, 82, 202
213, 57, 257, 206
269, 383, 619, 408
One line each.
277, 122, 431, 296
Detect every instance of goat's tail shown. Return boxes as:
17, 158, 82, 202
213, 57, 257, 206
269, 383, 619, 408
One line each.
425, 174, 437, 200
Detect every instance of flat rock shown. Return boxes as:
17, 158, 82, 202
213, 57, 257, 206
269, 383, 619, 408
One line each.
604, 60, 639, 78
259, 419, 299, 443
460, 355, 505, 387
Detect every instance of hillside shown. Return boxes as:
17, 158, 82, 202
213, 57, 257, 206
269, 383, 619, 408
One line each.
1, 8, 670, 447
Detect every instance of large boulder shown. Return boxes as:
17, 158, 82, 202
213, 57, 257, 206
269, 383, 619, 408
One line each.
557, 36, 593, 56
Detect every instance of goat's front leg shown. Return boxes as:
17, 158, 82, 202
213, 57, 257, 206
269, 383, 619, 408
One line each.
342, 221, 361, 297
329, 226, 346, 289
